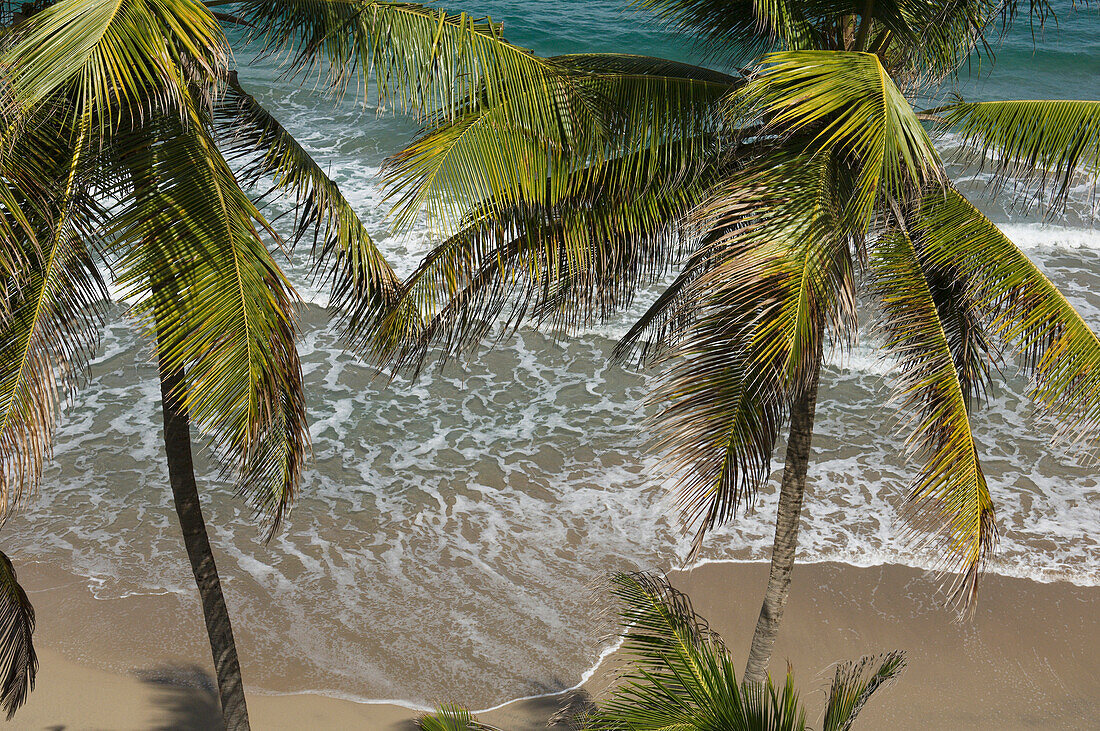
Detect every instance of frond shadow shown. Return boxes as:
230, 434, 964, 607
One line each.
134, 664, 222, 731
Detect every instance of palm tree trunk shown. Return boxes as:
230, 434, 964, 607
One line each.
743, 357, 822, 686
156, 347, 251, 730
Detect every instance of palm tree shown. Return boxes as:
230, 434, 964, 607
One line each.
418, 572, 906, 730
373, 0, 1100, 686
0, 0, 574, 724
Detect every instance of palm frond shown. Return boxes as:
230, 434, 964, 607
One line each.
870, 215, 996, 609
918, 188, 1100, 451
581, 572, 807, 731
822, 651, 906, 731
647, 151, 856, 552
111, 114, 308, 538
1, 0, 226, 128
0, 550, 35, 720
732, 51, 941, 232
382, 54, 734, 235
378, 146, 718, 374
416, 704, 501, 731
632, 0, 816, 63
0, 115, 108, 520
935, 99, 1100, 211
213, 72, 401, 344
237, 0, 601, 139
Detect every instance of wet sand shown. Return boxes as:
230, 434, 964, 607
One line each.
12, 560, 1098, 729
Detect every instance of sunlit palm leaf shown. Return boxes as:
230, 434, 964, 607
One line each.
580, 572, 807, 731
237, 0, 601, 145
936, 99, 1100, 210
1, 0, 226, 127
380, 146, 717, 373
417, 704, 501, 731
0, 551, 35, 719
871, 216, 996, 609
0, 116, 108, 519
112, 114, 308, 537
382, 54, 735, 235
822, 651, 906, 731
648, 152, 855, 550
917, 187, 1100, 450
732, 51, 940, 231
214, 72, 401, 344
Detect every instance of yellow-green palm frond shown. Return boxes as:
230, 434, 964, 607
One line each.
580, 572, 808, 731
111, 117, 308, 537
822, 652, 906, 731
213, 72, 401, 346
0, 550, 35, 720
935, 99, 1100, 211
382, 53, 735, 235
1, 0, 227, 129
732, 51, 941, 232
237, 0, 600, 136
917, 188, 1100, 450
870, 215, 997, 610
0, 116, 109, 520
378, 145, 719, 374
416, 705, 501, 731
646, 151, 856, 551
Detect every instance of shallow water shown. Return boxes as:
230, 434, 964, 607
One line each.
5, 0, 1100, 710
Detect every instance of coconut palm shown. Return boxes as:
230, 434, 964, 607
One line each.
373, 0, 1100, 686
417, 572, 906, 731
0, 0, 588, 724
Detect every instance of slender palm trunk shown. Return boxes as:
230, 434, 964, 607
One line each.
156, 345, 251, 730
743, 356, 822, 686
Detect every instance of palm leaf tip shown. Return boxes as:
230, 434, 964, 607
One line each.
937, 99, 1100, 212
0, 551, 36, 719
871, 212, 1001, 614
823, 651, 906, 731
417, 703, 500, 730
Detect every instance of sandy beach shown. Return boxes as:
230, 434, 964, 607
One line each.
11, 560, 1097, 729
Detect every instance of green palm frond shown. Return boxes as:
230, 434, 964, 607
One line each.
213, 72, 401, 344
0, 115, 108, 519
382, 54, 735, 235
870, 214, 996, 609
917, 187, 1100, 450
733, 51, 941, 231
1, 0, 226, 127
112, 114, 308, 537
0, 550, 35, 720
237, 0, 600, 136
416, 704, 501, 731
632, 0, 816, 62
379, 146, 718, 373
935, 100, 1100, 210
646, 152, 855, 551
822, 651, 906, 731
581, 572, 807, 731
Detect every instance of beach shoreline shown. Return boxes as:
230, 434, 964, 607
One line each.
12, 559, 1098, 729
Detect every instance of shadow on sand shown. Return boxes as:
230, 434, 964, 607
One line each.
134, 664, 222, 731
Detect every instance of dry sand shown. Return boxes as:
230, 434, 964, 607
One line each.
11, 561, 1098, 729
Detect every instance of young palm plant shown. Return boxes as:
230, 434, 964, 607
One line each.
0, 0, 580, 724
374, 0, 1100, 686
417, 572, 906, 731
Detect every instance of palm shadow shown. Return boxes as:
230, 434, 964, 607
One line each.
134, 664, 223, 731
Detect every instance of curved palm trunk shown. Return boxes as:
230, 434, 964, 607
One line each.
743, 357, 822, 686
156, 349, 251, 730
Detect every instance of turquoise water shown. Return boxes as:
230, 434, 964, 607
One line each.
7, 2, 1100, 711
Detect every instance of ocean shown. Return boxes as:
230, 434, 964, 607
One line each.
6, 1, 1099, 711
